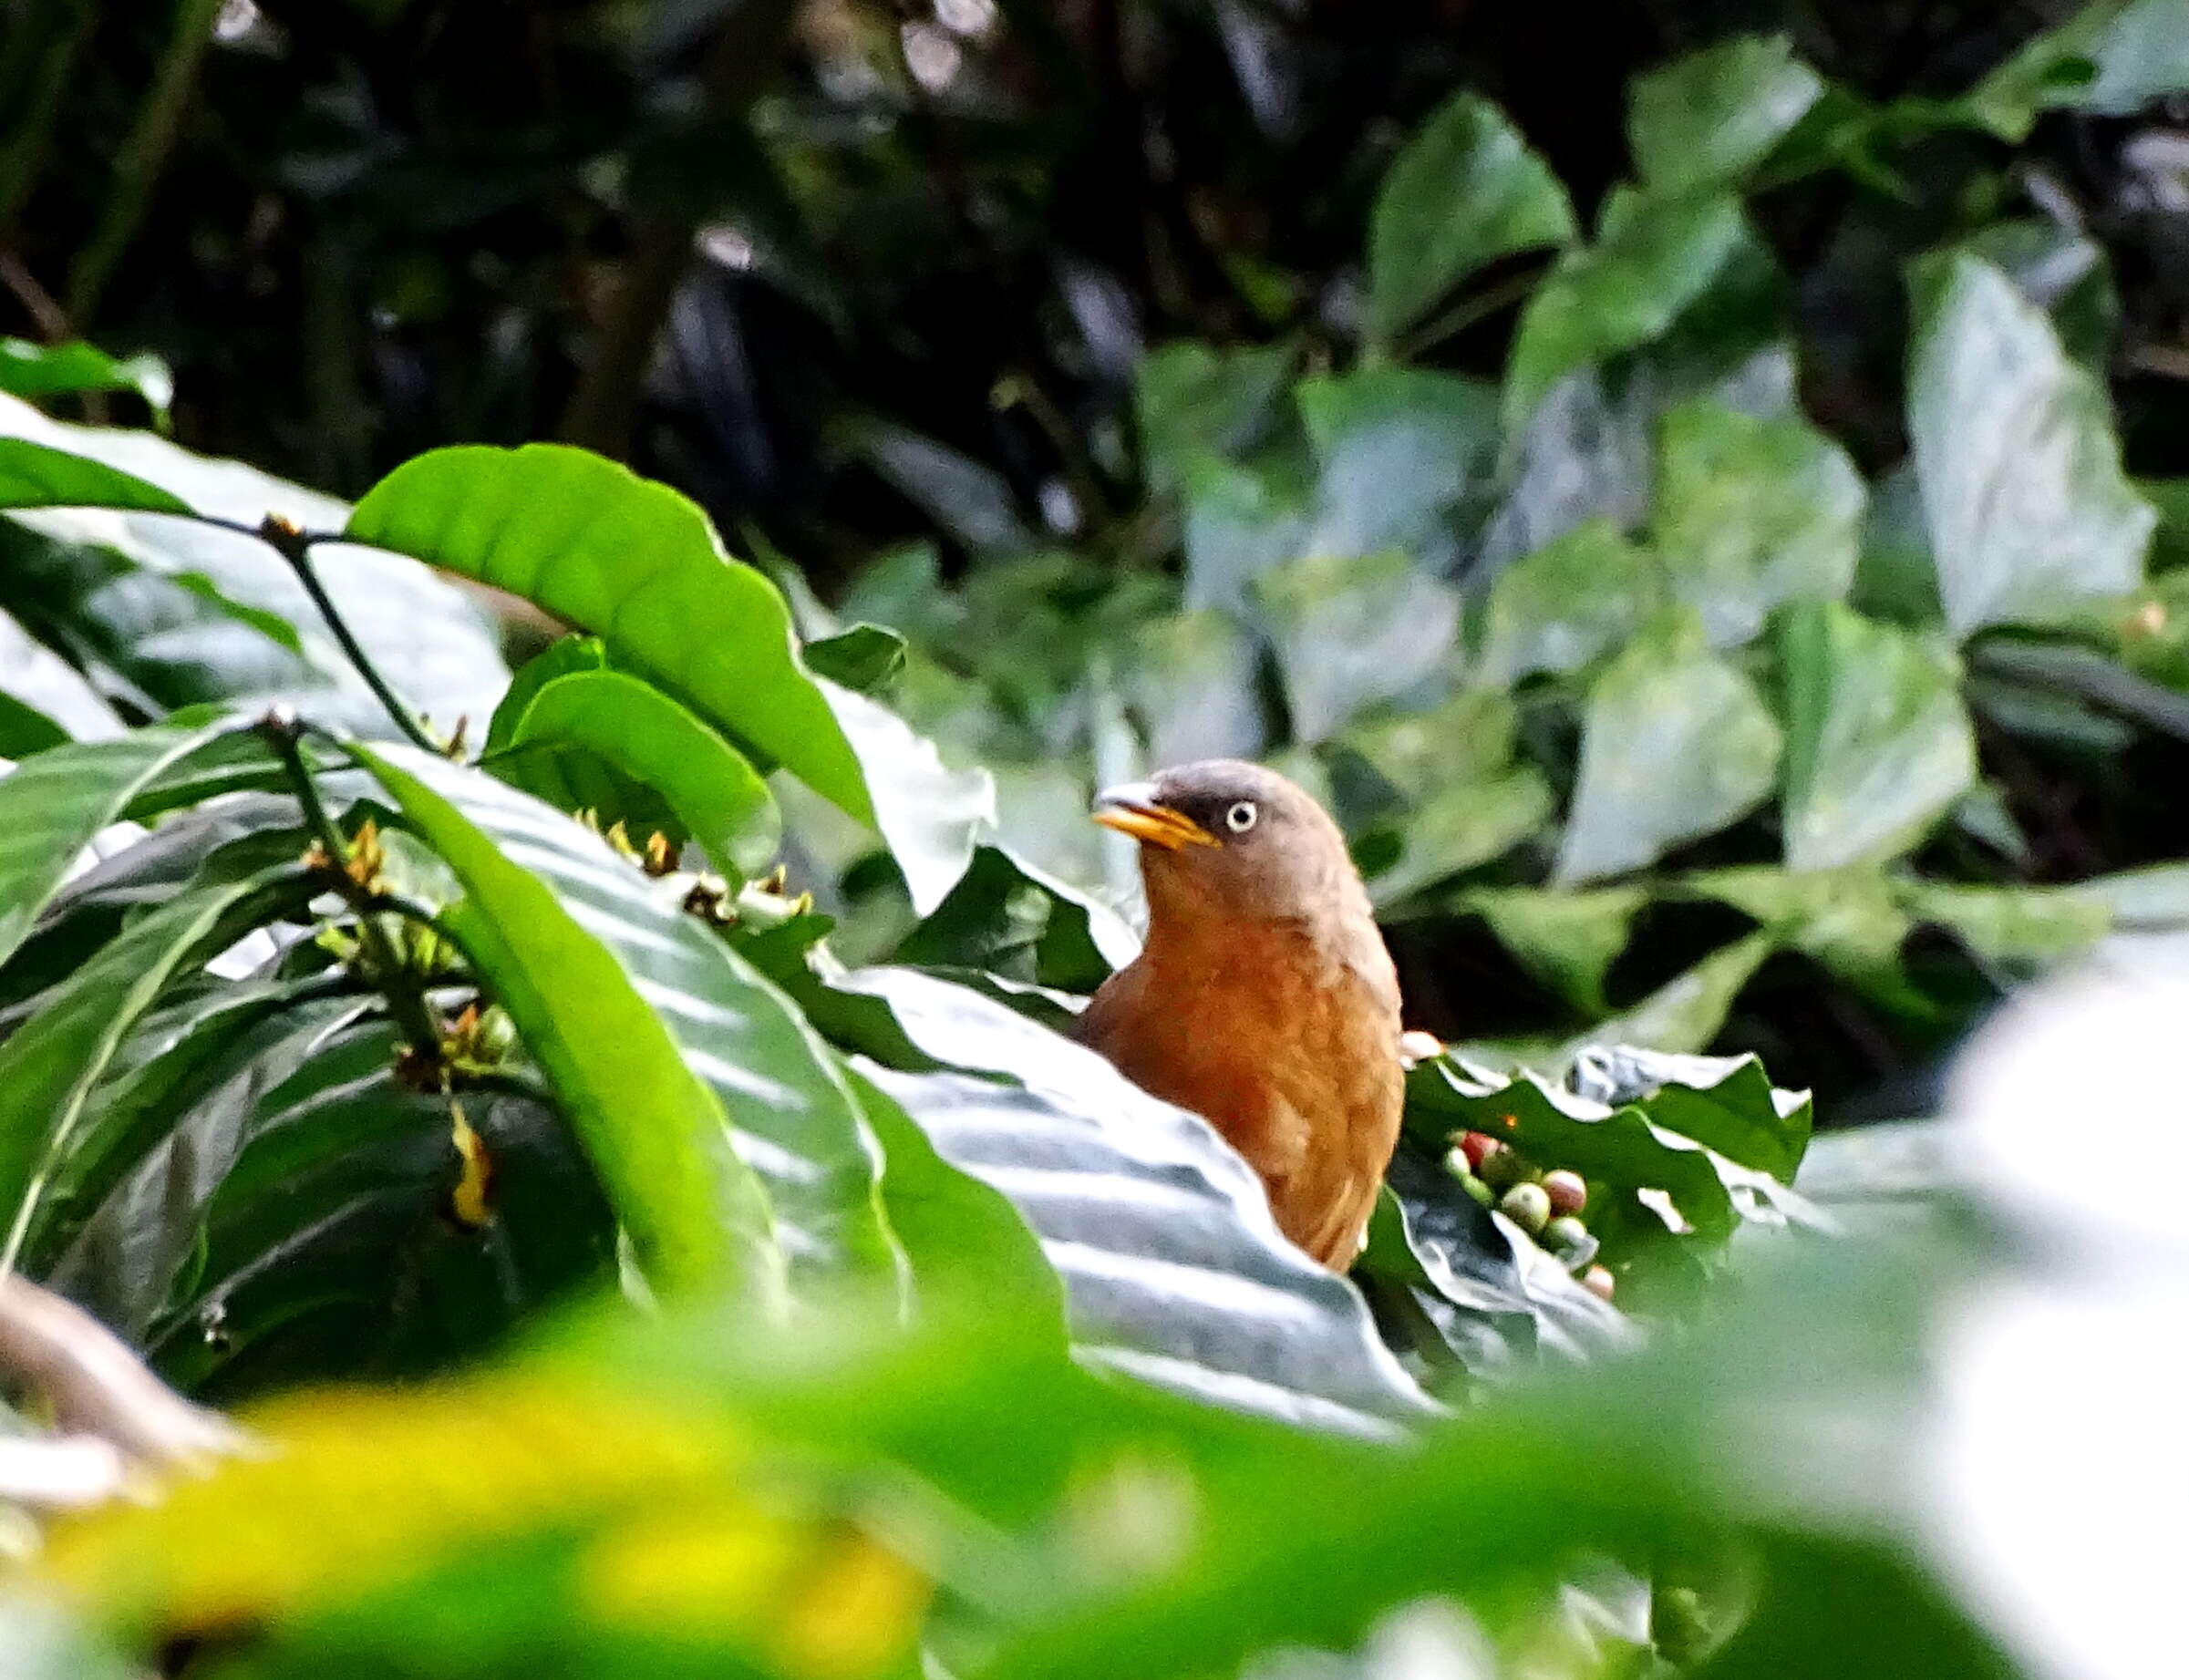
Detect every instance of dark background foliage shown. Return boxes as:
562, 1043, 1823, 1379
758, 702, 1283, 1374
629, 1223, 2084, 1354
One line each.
12, 0, 2189, 1118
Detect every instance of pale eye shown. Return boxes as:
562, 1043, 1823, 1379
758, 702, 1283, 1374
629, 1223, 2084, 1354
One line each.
1224, 800, 1258, 834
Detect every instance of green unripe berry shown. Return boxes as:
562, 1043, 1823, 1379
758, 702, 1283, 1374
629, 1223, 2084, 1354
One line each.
1477, 1144, 1533, 1191
1544, 1215, 1589, 1252
1460, 1172, 1496, 1209
1498, 1180, 1552, 1234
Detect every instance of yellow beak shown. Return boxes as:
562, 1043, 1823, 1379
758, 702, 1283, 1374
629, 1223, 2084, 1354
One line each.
1090, 782, 1220, 851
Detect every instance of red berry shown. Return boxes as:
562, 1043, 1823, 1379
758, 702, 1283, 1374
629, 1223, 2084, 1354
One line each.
1459, 1131, 1498, 1170
1582, 1264, 1616, 1303
1543, 1170, 1587, 1216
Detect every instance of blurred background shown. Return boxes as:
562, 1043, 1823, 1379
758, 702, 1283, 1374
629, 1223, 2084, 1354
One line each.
10, 0, 2189, 1123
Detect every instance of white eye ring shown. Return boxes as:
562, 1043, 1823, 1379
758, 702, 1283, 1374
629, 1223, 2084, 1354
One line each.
1224, 800, 1258, 833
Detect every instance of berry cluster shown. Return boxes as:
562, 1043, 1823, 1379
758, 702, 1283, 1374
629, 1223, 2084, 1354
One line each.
1445, 1131, 1616, 1304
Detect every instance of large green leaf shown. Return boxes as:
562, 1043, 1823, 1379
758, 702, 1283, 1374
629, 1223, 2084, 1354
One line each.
1464, 885, 1647, 1015
1778, 602, 1975, 871
1907, 255, 2153, 634
1627, 36, 1823, 193
500, 669, 780, 880
1182, 453, 1311, 617
821, 967, 1440, 1438
349, 742, 781, 1304
1652, 397, 1865, 647
1474, 519, 1658, 685
1365, 92, 1576, 345
1503, 191, 1751, 437
0, 862, 310, 1267
0, 339, 171, 421
346, 444, 989, 912
0, 721, 232, 969
0, 399, 511, 731
353, 744, 895, 1299
0, 438, 188, 515
141, 1017, 614, 1399
1555, 612, 1782, 883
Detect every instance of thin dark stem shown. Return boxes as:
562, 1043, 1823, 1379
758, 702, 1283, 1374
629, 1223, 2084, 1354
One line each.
254, 516, 443, 756
1390, 265, 1547, 363
261, 715, 445, 1065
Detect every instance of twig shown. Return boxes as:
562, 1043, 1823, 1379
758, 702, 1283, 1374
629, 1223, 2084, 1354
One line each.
1390, 265, 1548, 363
65, 0, 221, 328
255, 514, 443, 756
0, 1274, 243, 1488
261, 713, 446, 1067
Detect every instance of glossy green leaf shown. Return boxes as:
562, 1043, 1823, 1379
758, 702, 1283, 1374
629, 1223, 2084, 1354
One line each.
144, 1020, 614, 1398
1627, 36, 1823, 193
1253, 551, 1462, 743
1366, 93, 1576, 345
482, 635, 607, 759
346, 446, 857, 806
1653, 397, 1865, 647
0, 607, 121, 744
0, 721, 232, 969
0, 340, 171, 420
1555, 613, 1781, 883
821, 967, 1440, 1438
1778, 603, 1975, 871
0, 438, 189, 515
848, 1064, 1068, 1337
502, 670, 780, 880
346, 444, 987, 912
356, 744, 898, 1296
1474, 518, 1657, 684
348, 741, 783, 1304
1503, 191, 1751, 437
1908, 255, 2153, 634
0, 862, 308, 1268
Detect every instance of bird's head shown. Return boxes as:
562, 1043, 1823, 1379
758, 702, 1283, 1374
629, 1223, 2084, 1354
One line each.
1090, 759, 1365, 929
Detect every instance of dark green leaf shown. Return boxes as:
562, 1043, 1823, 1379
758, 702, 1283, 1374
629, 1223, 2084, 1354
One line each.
0, 721, 234, 969
1907, 255, 2153, 634
803, 624, 906, 696
1778, 603, 1975, 871
828, 967, 1440, 1437
1627, 36, 1824, 194
349, 742, 785, 1304
1652, 397, 1865, 647
1366, 93, 1575, 345
0, 862, 309, 1266
894, 843, 1133, 995
1503, 191, 1751, 437
0, 607, 121, 744
357, 745, 900, 1298
1555, 612, 1781, 883
1571, 932, 1776, 1057
0, 438, 190, 515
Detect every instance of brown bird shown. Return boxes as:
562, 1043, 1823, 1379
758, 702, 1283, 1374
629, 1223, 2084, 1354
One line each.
1075, 760, 1404, 1270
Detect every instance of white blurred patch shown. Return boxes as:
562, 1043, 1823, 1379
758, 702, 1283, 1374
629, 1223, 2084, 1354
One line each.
1931, 957, 2189, 1680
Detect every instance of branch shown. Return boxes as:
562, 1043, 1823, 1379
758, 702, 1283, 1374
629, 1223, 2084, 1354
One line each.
0, 1274, 243, 1506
